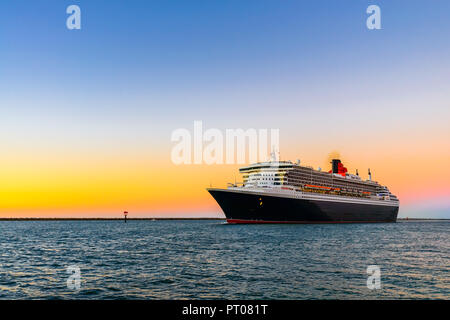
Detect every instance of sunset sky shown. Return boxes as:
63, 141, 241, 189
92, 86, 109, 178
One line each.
1, 1, 449, 218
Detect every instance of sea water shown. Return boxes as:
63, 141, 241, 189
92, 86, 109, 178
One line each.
0, 220, 448, 299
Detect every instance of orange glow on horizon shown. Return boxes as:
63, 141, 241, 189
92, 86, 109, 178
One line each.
1, 132, 449, 218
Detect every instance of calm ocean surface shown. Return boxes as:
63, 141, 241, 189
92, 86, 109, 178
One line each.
0, 220, 448, 299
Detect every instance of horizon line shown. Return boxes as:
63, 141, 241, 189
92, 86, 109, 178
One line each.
0, 218, 448, 221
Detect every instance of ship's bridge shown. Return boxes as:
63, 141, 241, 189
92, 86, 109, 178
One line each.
239, 161, 294, 188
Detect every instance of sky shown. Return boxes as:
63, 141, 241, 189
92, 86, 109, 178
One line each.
0, 0, 449, 218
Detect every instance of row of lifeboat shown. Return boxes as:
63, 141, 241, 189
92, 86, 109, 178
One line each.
281, 184, 373, 198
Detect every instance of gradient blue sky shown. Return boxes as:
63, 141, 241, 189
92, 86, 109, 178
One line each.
1, 1, 449, 218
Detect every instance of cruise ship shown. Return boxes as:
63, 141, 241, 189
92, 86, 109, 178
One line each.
208, 155, 399, 224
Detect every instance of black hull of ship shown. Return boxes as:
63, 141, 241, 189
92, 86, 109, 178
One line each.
208, 189, 399, 224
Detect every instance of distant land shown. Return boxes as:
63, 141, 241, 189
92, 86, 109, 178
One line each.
0, 218, 225, 221
0, 218, 448, 221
